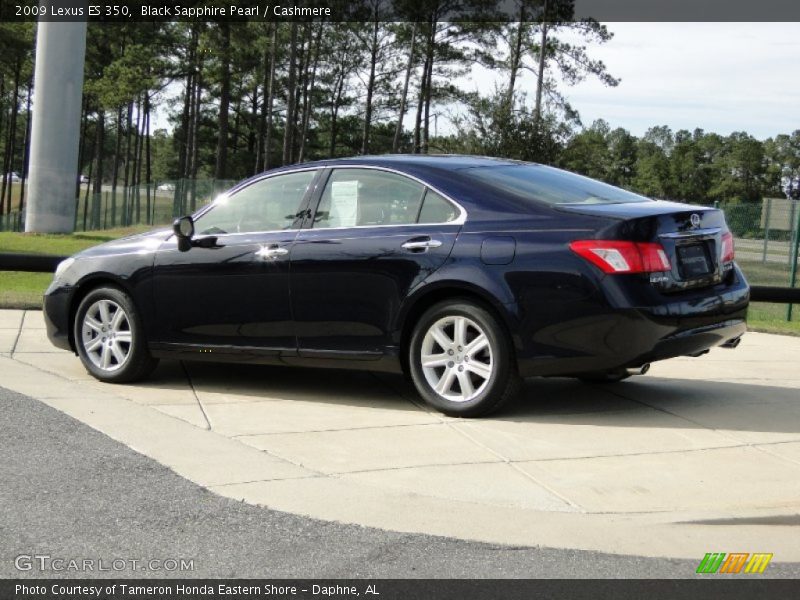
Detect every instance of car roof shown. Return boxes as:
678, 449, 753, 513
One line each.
270, 154, 529, 173
245, 155, 549, 222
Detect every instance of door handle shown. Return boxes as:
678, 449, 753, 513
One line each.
255, 245, 289, 260
401, 238, 443, 252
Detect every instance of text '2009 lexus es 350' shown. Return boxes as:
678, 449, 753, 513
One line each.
44, 156, 749, 417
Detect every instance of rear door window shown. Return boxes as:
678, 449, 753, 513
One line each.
312, 168, 460, 228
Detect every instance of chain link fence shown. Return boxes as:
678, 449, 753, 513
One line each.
720, 198, 800, 321
0, 179, 237, 233
2, 184, 799, 320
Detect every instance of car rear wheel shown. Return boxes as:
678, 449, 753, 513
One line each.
74, 286, 158, 383
409, 300, 520, 417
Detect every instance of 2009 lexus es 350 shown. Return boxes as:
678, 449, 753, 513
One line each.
44, 156, 749, 416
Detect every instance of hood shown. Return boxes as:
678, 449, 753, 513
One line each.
74, 228, 173, 259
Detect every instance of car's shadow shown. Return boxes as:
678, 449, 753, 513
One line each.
143, 360, 800, 435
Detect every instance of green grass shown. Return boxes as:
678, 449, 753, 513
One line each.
734, 260, 800, 335
0, 227, 150, 309
746, 302, 800, 336
737, 258, 796, 287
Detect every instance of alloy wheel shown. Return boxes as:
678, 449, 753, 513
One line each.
80, 299, 133, 372
420, 315, 494, 403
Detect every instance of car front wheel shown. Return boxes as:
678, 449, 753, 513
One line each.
409, 300, 520, 417
74, 286, 158, 383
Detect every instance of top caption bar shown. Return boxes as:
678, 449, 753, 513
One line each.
2, 0, 800, 22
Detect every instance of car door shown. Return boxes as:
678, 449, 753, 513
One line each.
151, 169, 319, 353
290, 167, 463, 358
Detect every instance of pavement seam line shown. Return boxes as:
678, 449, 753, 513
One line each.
207, 473, 325, 488
751, 443, 800, 470
236, 437, 331, 477
326, 457, 505, 475
9, 309, 24, 357
437, 411, 586, 512
180, 360, 212, 431
3, 355, 316, 478
593, 383, 800, 468
372, 371, 585, 511
231, 421, 445, 438
597, 383, 750, 446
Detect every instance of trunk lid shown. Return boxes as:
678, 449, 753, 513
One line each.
559, 200, 732, 292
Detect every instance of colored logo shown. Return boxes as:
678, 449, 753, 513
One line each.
696, 552, 773, 574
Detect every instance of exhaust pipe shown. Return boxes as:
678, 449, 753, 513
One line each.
687, 349, 710, 358
626, 363, 650, 376
721, 336, 742, 349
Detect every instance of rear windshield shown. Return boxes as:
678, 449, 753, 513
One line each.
462, 164, 651, 206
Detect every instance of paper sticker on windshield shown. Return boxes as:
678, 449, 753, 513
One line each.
330, 180, 359, 227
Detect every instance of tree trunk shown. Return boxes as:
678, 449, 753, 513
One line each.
214, 22, 231, 180
248, 81, 258, 169
19, 78, 32, 211
82, 130, 95, 231
231, 86, 241, 158
393, 23, 417, 153
422, 24, 435, 155
263, 23, 277, 171
282, 23, 299, 166
329, 65, 345, 157
91, 110, 105, 229
111, 106, 122, 226
135, 99, 144, 224
534, 0, 550, 125
298, 24, 322, 163
413, 55, 428, 154
505, 11, 526, 115
0, 74, 5, 216
2, 59, 21, 215
190, 68, 203, 211
361, 19, 380, 155
144, 93, 152, 224
174, 26, 197, 216
122, 101, 133, 226
255, 25, 270, 172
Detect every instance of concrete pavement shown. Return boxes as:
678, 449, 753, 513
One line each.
2, 309, 800, 561
6, 384, 751, 578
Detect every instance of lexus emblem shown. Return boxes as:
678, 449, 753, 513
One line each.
690, 213, 701, 228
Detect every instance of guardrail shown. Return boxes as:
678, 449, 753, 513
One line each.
0, 252, 65, 273
0, 252, 797, 305
748, 286, 800, 303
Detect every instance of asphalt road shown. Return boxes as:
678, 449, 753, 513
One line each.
1, 385, 798, 579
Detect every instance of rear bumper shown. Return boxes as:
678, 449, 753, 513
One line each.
516, 269, 749, 378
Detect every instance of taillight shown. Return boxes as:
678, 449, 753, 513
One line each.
569, 240, 671, 274
721, 231, 735, 263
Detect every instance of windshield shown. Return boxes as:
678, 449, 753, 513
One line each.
462, 164, 651, 206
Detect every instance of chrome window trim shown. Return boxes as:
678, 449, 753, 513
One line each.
193, 166, 322, 216
187, 164, 467, 240
308, 165, 467, 230
189, 167, 322, 238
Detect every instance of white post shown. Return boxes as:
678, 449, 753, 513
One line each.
25, 11, 87, 233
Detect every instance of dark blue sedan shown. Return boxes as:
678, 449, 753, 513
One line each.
44, 155, 749, 416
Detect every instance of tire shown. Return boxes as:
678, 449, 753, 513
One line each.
577, 370, 631, 384
73, 285, 158, 383
408, 299, 521, 417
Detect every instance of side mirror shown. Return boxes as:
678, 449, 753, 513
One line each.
173, 216, 194, 251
